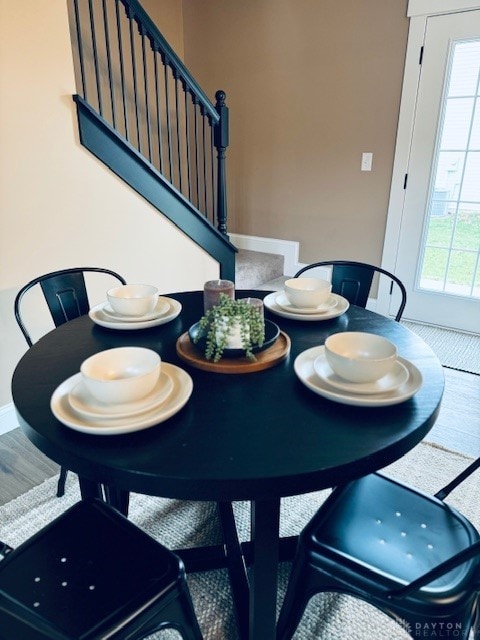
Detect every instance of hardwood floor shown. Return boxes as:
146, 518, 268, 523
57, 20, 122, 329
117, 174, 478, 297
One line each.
0, 429, 59, 506
426, 367, 480, 456
0, 366, 478, 508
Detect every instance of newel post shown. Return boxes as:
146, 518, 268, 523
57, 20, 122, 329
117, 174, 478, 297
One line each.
214, 90, 229, 235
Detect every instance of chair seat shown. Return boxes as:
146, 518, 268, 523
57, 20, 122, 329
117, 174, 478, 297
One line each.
277, 457, 480, 640
303, 473, 480, 609
0, 499, 202, 639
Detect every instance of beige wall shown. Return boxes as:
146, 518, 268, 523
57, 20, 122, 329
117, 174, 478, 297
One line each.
0, 0, 409, 408
0, 0, 217, 408
182, 0, 409, 265
143, 0, 184, 58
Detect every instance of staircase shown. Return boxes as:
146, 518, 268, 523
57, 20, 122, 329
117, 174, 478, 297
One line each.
69, 0, 236, 280
68, 0, 291, 291
235, 249, 286, 290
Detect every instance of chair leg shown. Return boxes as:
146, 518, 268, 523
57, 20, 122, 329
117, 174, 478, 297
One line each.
56, 466, 68, 497
120, 585, 203, 640
168, 587, 204, 640
277, 557, 314, 640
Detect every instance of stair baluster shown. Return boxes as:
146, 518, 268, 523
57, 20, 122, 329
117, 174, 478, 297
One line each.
215, 90, 229, 236
68, 0, 235, 280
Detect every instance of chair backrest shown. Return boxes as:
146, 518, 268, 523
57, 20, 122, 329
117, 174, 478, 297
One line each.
14, 267, 126, 347
434, 456, 480, 500
294, 260, 407, 322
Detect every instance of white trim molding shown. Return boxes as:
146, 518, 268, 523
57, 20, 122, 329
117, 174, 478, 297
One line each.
381, 1, 480, 320
379, 15, 427, 316
409, 1, 480, 17
0, 403, 18, 436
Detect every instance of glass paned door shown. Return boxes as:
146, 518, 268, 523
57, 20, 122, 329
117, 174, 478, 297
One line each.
419, 41, 480, 299
391, 10, 480, 332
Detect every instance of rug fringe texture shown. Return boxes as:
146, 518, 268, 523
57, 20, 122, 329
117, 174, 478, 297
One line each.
0, 441, 478, 639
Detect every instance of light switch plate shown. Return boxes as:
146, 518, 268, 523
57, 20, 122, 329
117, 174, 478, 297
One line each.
361, 152, 373, 171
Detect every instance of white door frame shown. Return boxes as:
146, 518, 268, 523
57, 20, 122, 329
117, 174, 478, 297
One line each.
378, 0, 480, 318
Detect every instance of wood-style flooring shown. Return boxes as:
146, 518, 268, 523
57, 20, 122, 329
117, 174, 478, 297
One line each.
0, 428, 60, 506
0, 367, 478, 508
427, 368, 479, 456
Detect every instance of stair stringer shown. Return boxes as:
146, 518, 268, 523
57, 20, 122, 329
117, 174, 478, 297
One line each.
74, 96, 236, 281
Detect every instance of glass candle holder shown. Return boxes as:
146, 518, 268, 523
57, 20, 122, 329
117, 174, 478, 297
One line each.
244, 297, 264, 319
203, 279, 235, 313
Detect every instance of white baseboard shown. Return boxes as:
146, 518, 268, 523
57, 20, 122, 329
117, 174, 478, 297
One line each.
230, 233, 304, 276
0, 403, 18, 435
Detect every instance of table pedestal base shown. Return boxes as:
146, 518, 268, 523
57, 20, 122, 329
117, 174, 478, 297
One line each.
183, 501, 297, 640
79, 479, 295, 639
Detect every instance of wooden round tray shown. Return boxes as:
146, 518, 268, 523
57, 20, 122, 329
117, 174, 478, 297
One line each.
176, 331, 291, 374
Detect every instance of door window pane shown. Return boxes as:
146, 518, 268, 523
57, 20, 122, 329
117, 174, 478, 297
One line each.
471, 102, 480, 148
419, 40, 480, 299
440, 98, 474, 148
460, 151, 480, 201
448, 41, 480, 96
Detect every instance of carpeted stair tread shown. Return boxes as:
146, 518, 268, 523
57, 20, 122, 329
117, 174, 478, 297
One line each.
235, 249, 284, 289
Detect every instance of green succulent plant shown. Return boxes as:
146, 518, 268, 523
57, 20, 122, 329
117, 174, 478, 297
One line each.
195, 294, 265, 362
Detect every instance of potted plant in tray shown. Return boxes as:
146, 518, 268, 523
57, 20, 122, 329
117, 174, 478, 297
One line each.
193, 294, 265, 362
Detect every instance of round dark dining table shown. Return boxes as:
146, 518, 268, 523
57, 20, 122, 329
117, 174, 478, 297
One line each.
11, 290, 444, 640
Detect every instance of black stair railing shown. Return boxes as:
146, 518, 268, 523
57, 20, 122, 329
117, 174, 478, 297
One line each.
68, 0, 229, 236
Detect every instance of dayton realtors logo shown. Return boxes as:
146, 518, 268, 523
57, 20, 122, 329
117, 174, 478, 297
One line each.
400, 621, 470, 638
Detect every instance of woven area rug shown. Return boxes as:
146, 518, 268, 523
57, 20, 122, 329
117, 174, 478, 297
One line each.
401, 321, 480, 375
0, 442, 477, 639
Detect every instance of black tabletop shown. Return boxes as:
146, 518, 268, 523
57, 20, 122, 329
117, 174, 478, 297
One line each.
11, 290, 444, 502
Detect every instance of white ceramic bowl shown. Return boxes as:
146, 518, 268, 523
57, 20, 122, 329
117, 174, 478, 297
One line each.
324, 332, 397, 383
107, 284, 158, 317
80, 347, 161, 404
284, 278, 332, 308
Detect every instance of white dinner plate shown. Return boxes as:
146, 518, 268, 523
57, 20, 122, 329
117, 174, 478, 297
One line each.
89, 297, 181, 330
51, 363, 193, 435
313, 349, 410, 395
294, 346, 422, 407
274, 292, 338, 315
101, 298, 170, 322
68, 369, 174, 419
264, 292, 349, 321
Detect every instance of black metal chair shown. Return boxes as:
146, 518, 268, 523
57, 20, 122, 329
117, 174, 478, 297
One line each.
277, 457, 480, 640
0, 498, 203, 640
14, 267, 127, 497
294, 260, 407, 321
